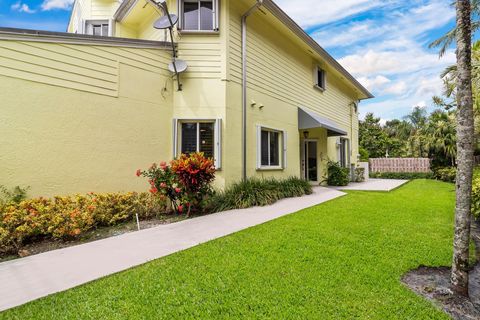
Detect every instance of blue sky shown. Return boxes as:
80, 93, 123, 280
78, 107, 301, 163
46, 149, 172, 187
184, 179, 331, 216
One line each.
1, 0, 457, 122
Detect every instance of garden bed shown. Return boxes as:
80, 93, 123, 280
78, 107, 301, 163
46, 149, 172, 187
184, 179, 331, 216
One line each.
0, 214, 184, 262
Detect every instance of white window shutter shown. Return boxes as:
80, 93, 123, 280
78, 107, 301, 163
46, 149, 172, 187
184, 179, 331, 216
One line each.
282, 130, 288, 169
214, 119, 222, 169
172, 119, 178, 159
256, 125, 262, 169
108, 19, 115, 37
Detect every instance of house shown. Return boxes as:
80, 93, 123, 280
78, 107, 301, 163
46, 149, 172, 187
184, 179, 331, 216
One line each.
0, 0, 373, 197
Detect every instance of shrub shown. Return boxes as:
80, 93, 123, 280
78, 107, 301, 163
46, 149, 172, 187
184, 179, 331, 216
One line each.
433, 167, 457, 183
325, 161, 350, 186
205, 177, 312, 213
353, 167, 366, 183
138, 153, 216, 215
369, 172, 434, 180
0, 192, 166, 255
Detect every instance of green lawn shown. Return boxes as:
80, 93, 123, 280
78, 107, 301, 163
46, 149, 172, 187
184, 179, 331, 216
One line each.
0, 180, 455, 319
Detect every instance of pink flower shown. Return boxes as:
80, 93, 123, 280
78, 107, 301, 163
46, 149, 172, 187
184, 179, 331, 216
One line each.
149, 187, 158, 194
160, 182, 167, 188
160, 161, 167, 169
177, 205, 183, 213
175, 187, 181, 193
136, 169, 142, 177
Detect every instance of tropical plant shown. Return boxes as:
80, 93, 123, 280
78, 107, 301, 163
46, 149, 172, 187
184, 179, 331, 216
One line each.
451, 0, 474, 297
428, 0, 479, 57
205, 177, 312, 213
138, 153, 216, 216
0, 192, 166, 255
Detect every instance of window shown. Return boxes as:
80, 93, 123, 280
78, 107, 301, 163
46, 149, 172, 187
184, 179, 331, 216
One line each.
173, 119, 222, 168
179, 0, 219, 32
85, 20, 110, 36
257, 127, 287, 169
180, 122, 214, 158
314, 66, 327, 91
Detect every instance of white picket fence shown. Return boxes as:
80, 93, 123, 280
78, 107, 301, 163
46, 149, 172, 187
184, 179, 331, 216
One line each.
369, 158, 431, 173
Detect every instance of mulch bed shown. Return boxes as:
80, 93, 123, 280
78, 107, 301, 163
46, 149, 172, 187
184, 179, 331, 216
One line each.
402, 220, 480, 320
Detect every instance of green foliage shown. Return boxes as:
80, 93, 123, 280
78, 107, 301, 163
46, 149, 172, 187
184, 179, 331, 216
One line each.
138, 153, 216, 215
0, 185, 29, 205
433, 167, 457, 183
358, 147, 369, 161
206, 177, 312, 213
0, 192, 167, 255
471, 169, 480, 219
353, 167, 366, 183
359, 113, 390, 158
370, 172, 434, 180
325, 161, 350, 186
360, 107, 457, 167
1, 180, 455, 319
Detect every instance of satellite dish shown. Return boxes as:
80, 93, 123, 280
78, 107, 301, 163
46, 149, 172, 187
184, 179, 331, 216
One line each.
168, 59, 188, 73
154, 14, 178, 29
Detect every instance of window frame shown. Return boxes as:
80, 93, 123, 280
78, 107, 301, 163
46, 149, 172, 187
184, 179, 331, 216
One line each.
173, 118, 222, 169
84, 19, 113, 37
256, 125, 287, 171
178, 0, 220, 33
314, 65, 327, 91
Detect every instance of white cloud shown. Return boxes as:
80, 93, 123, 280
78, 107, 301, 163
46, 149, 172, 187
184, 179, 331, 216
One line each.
384, 81, 407, 95
11, 1, 36, 13
338, 47, 455, 76
41, 0, 74, 11
274, 0, 388, 27
357, 75, 391, 92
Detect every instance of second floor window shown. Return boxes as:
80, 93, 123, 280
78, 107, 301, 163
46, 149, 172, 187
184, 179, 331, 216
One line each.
85, 20, 110, 36
179, 0, 219, 32
315, 66, 327, 91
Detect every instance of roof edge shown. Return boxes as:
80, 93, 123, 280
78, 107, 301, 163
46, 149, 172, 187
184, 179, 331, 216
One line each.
0, 27, 171, 49
263, 0, 374, 100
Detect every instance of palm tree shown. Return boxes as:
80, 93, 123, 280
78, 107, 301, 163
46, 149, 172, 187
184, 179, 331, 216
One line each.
429, 0, 480, 57
451, 0, 474, 297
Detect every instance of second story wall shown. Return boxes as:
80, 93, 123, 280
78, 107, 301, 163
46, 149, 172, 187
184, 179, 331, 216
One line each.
227, 0, 359, 132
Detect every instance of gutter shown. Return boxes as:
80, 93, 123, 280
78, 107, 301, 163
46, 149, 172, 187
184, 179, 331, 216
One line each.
0, 27, 170, 49
241, 0, 264, 181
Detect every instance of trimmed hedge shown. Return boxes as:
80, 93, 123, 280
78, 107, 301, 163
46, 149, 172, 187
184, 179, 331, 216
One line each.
369, 172, 434, 180
433, 167, 457, 183
0, 192, 167, 255
205, 177, 313, 213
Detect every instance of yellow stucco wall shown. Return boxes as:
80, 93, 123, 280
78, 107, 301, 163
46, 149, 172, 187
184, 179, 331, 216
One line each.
0, 39, 174, 197
5, 0, 364, 197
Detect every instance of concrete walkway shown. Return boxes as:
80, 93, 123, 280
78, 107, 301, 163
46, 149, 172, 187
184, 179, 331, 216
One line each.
330, 178, 409, 192
0, 187, 345, 312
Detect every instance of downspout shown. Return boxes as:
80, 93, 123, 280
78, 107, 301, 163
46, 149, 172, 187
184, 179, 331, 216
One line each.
241, 0, 264, 181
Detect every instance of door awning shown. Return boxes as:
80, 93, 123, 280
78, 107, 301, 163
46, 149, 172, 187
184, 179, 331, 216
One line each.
298, 107, 347, 137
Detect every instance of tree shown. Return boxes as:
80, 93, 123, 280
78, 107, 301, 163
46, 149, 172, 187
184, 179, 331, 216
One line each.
451, 0, 474, 297
423, 110, 457, 166
404, 107, 428, 157
359, 113, 390, 158
429, 0, 479, 57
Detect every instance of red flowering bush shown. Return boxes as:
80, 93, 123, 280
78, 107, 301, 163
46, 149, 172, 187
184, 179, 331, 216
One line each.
137, 153, 216, 215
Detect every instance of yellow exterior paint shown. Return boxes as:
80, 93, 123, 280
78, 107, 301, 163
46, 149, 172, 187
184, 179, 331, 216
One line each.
0, 0, 368, 196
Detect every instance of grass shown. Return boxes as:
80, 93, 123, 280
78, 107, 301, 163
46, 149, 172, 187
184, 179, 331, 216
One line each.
0, 180, 455, 319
